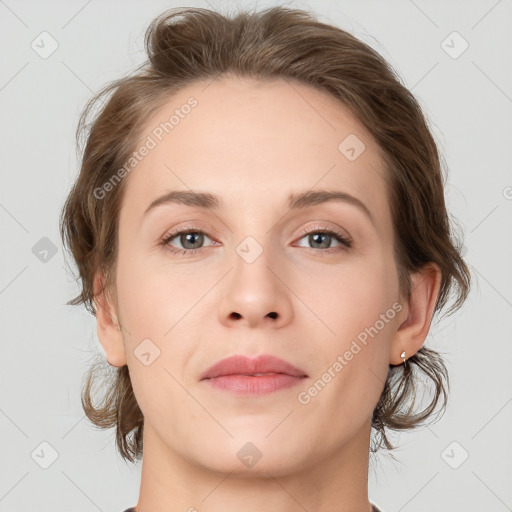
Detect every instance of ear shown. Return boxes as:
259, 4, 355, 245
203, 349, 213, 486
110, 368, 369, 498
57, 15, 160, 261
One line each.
389, 263, 442, 365
93, 271, 127, 367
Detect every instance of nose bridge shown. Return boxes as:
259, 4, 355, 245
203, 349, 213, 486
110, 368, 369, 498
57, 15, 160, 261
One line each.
229, 200, 291, 285
232, 231, 279, 299
228, 204, 277, 271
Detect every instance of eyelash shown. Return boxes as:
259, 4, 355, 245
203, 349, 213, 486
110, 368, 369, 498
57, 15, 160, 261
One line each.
159, 223, 352, 257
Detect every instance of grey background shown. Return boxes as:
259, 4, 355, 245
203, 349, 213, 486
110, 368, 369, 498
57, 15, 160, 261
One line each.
1, 0, 511, 511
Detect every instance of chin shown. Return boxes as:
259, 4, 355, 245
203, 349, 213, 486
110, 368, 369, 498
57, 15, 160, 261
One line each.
191, 434, 309, 477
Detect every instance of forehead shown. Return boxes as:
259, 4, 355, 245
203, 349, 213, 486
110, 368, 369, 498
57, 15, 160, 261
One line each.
120, 76, 390, 229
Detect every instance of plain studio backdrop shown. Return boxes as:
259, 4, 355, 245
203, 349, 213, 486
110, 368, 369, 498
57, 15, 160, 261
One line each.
0, 1, 511, 511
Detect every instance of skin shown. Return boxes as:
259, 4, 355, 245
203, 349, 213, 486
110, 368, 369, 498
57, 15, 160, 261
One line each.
94, 76, 441, 512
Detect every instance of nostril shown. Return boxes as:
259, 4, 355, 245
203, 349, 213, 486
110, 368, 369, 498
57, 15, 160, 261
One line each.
230, 312, 242, 319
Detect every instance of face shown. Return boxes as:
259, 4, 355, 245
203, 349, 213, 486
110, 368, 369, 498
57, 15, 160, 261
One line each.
110, 76, 403, 475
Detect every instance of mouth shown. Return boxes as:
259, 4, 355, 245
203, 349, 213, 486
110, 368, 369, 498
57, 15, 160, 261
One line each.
203, 373, 307, 395
200, 354, 308, 395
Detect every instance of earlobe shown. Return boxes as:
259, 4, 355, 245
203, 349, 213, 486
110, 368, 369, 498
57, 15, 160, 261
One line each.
93, 271, 127, 367
389, 263, 442, 365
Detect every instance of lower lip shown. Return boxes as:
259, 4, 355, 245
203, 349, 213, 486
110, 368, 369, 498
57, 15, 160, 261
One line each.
203, 374, 307, 395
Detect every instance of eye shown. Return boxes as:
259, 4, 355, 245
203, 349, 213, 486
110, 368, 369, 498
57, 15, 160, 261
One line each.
160, 224, 216, 256
295, 223, 352, 254
159, 222, 352, 257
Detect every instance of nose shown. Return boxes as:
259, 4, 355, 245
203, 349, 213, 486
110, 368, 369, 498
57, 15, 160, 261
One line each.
217, 245, 294, 329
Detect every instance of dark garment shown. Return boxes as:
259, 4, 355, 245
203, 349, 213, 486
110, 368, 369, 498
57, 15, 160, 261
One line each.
124, 505, 382, 511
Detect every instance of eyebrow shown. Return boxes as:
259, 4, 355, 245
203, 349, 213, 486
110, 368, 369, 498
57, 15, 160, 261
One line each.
143, 189, 374, 223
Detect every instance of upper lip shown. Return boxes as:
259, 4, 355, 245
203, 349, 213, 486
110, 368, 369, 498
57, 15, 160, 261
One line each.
200, 354, 308, 380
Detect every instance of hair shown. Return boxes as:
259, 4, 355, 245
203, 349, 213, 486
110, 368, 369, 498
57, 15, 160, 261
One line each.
59, 5, 471, 464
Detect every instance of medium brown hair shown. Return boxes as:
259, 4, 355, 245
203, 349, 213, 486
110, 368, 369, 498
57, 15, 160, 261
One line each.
59, 5, 471, 463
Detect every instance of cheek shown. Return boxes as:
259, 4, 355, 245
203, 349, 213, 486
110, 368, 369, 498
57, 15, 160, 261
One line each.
306, 254, 396, 337
303, 263, 396, 417
115, 246, 194, 333
115, 254, 200, 421
303, 251, 398, 411
115, 251, 206, 377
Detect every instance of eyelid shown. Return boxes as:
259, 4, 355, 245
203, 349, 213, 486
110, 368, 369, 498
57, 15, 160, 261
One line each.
297, 222, 352, 243
162, 222, 211, 238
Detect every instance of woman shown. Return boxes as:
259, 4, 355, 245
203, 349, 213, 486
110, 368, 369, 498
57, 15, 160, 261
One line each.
59, 6, 471, 512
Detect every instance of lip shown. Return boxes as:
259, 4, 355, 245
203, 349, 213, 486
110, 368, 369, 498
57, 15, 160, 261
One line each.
200, 354, 308, 395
